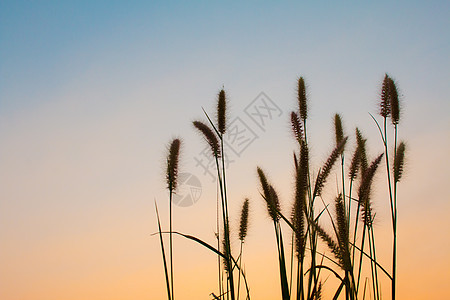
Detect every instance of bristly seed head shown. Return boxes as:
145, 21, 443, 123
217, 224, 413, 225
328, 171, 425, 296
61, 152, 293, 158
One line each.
193, 121, 221, 158
393, 141, 406, 183
217, 89, 227, 134
348, 130, 361, 181
355, 128, 368, 175
292, 147, 307, 258
388, 77, 400, 125
380, 74, 391, 118
291, 111, 303, 142
257, 167, 280, 222
335, 194, 351, 270
239, 198, 250, 242
334, 113, 345, 152
313, 137, 348, 198
358, 153, 384, 227
166, 138, 181, 192
297, 77, 308, 121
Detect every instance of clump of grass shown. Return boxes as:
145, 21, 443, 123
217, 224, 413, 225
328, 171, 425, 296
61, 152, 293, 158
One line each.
372, 73, 405, 300
156, 74, 406, 300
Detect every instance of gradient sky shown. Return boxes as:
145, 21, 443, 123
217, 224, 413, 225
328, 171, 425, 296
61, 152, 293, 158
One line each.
1, 1, 449, 299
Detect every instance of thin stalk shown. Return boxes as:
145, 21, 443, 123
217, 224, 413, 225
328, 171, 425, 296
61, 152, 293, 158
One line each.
370, 227, 380, 300
156, 202, 172, 300
348, 179, 355, 262
214, 156, 234, 300
169, 190, 174, 300
290, 233, 294, 298
237, 242, 243, 300
220, 137, 235, 300
356, 224, 367, 293
392, 124, 398, 300
367, 226, 377, 300
340, 154, 346, 226
217, 181, 223, 299
383, 116, 396, 300
303, 120, 317, 300
275, 222, 290, 300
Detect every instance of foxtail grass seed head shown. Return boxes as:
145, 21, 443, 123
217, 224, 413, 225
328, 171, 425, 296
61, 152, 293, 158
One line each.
335, 194, 350, 270
380, 74, 391, 118
292, 164, 306, 258
394, 141, 406, 183
193, 121, 221, 157
257, 167, 280, 222
291, 111, 303, 142
349, 135, 361, 180
356, 128, 368, 174
293, 141, 308, 257
334, 113, 344, 150
268, 185, 281, 222
297, 77, 308, 121
310, 220, 344, 269
239, 198, 250, 242
166, 138, 181, 191
217, 89, 227, 134
358, 153, 384, 227
222, 236, 229, 273
388, 77, 400, 125
313, 137, 348, 198
299, 140, 309, 183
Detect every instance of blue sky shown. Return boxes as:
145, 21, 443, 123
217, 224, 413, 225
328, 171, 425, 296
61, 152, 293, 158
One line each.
0, 1, 449, 299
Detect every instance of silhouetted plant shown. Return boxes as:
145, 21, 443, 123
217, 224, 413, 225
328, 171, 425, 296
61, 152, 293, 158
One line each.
155, 75, 405, 300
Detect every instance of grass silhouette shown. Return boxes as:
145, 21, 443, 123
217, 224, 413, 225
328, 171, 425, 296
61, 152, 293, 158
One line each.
156, 75, 405, 299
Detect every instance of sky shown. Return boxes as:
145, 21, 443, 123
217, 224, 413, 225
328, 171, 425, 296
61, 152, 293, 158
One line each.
1, 1, 449, 299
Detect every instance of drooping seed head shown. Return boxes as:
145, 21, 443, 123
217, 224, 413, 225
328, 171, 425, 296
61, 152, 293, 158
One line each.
193, 121, 221, 157
313, 137, 348, 198
239, 198, 250, 242
380, 74, 391, 118
297, 77, 308, 121
257, 167, 280, 222
393, 141, 406, 183
310, 220, 344, 270
358, 153, 384, 227
217, 89, 227, 134
268, 185, 281, 222
166, 138, 181, 192
388, 77, 400, 125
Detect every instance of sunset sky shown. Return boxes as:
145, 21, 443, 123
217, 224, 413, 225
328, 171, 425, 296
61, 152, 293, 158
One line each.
1, 1, 449, 299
